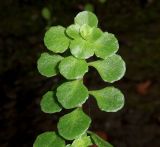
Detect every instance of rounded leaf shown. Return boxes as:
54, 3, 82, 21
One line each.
70, 38, 94, 59
40, 91, 62, 113
56, 80, 89, 109
90, 87, 125, 112
88, 131, 113, 147
44, 26, 70, 53
59, 56, 88, 79
58, 108, 91, 140
66, 24, 80, 39
34, 131, 65, 147
94, 32, 119, 59
89, 54, 126, 83
37, 52, 63, 77
74, 11, 98, 27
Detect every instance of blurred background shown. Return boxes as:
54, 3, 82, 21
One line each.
0, 0, 160, 147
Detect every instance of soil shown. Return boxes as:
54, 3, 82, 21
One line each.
0, 0, 160, 147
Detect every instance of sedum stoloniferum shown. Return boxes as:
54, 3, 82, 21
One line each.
34, 11, 126, 147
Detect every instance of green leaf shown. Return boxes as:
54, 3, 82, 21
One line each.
89, 54, 126, 83
40, 91, 62, 113
34, 131, 65, 147
66, 24, 80, 39
44, 26, 70, 53
74, 11, 98, 27
59, 56, 88, 79
37, 52, 63, 77
90, 87, 124, 112
88, 131, 113, 147
58, 108, 91, 140
56, 80, 89, 109
70, 38, 94, 59
80, 24, 103, 41
80, 24, 92, 40
94, 32, 119, 59
71, 135, 93, 147
41, 7, 51, 20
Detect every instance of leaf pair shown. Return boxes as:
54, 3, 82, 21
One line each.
37, 53, 88, 79
41, 83, 124, 113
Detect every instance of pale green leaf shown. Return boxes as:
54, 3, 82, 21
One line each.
59, 56, 88, 79
56, 80, 89, 109
57, 108, 91, 140
80, 24, 103, 41
44, 26, 70, 53
80, 24, 92, 40
89, 54, 126, 83
71, 135, 93, 147
70, 38, 94, 59
94, 32, 119, 59
90, 87, 124, 112
40, 91, 62, 113
88, 131, 113, 147
34, 131, 65, 147
37, 52, 63, 77
66, 24, 80, 39
74, 11, 98, 27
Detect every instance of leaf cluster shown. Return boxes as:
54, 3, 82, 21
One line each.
35, 11, 126, 147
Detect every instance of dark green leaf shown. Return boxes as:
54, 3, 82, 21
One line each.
41, 7, 51, 20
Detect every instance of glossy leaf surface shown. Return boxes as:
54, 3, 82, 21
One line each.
90, 87, 124, 112
89, 54, 126, 83
44, 26, 70, 53
56, 80, 89, 109
34, 132, 65, 147
59, 56, 88, 79
40, 91, 62, 113
58, 108, 91, 140
37, 52, 63, 77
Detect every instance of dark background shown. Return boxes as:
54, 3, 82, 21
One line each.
0, 0, 160, 147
